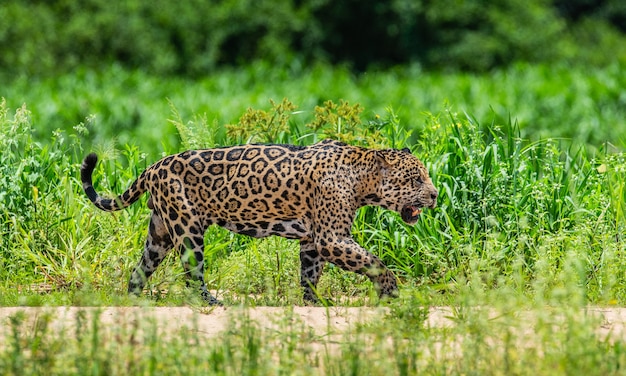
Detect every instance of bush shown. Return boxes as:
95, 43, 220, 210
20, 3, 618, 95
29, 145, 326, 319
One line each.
0, 0, 320, 76
1, 0, 625, 76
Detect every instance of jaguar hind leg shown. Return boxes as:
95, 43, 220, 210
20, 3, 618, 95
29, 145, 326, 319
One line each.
299, 239, 325, 303
128, 212, 174, 296
129, 211, 221, 305
178, 234, 222, 306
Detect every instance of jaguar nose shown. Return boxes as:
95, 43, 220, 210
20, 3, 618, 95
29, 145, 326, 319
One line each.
430, 189, 439, 208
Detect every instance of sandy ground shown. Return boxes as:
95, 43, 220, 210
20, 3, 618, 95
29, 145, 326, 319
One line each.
0, 306, 388, 340
2, 305, 626, 343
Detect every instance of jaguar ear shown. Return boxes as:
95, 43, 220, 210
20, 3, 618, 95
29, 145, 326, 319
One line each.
401, 147, 411, 154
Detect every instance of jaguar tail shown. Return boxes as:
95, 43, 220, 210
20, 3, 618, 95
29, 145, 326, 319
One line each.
80, 153, 148, 212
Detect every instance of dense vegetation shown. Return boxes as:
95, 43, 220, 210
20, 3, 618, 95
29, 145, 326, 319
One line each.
1, 0, 625, 76
1, 0, 626, 373
4, 62, 626, 160
2, 88, 625, 303
1, 88, 626, 373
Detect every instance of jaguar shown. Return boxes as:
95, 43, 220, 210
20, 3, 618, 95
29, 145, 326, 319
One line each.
81, 139, 438, 304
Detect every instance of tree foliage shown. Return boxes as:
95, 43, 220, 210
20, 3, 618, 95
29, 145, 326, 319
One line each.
0, 0, 624, 76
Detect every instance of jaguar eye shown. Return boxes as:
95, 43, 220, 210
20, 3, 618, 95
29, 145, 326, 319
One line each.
416, 176, 424, 184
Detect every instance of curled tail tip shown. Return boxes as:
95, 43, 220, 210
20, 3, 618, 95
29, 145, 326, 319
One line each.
81, 153, 98, 183
83, 153, 98, 170
80, 153, 144, 212
81, 153, 100, 205
85, 152, 98, 163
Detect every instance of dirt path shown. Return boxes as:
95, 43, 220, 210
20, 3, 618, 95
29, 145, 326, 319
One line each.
0, 306, 387, 340
1, 306, 625, 341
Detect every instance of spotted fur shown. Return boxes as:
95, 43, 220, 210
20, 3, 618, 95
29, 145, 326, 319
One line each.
81, 139, 438, 304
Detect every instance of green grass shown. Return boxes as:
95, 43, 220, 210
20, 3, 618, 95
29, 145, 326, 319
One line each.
5, 95, 623, 305
3, 61, 625, 158
2, 92, 625, 300
1, 61, 626, 373
2, 291, 625, 375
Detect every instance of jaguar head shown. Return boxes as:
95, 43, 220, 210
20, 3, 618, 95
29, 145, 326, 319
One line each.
376, 148, 438, 224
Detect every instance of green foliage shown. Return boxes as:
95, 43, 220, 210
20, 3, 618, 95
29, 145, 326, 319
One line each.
306, 100, 383, 146
4, 300, 626, 375
2, 95, 626, 306
1, 93, 626, 373
0, 99, 85, 286
0, 0, 315, 76
226, 98, 297, 144
356, 108, 626, 304
423, 0, 569, 70
0, 100, 153, 292
222, 98, 389, 147
4, 63, 625, 161
1, 0, 624, 76
215, 238, 302, 305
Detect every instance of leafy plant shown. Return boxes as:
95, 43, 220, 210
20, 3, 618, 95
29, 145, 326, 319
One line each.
225, 98, 297, 144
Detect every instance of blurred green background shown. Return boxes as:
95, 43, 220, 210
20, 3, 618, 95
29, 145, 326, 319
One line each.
2, 0, 625, 74
1, 0, 625, 157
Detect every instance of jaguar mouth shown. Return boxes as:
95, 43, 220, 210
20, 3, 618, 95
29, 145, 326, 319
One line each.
401, 204, 422, 224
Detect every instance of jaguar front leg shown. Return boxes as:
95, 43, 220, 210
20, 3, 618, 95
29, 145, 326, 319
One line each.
316, 237, 399, 299
311, 190, 399, 299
